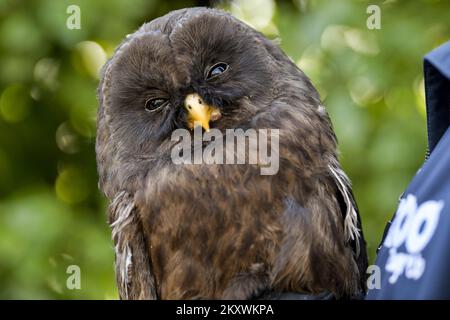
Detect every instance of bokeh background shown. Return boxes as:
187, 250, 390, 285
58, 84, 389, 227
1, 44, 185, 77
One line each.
0, 0, 449, 299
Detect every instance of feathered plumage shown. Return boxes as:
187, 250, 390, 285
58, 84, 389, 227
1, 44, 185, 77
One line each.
96, 7, 368, 300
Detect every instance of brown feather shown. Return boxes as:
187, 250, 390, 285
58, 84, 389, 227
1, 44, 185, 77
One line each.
96, 7, 368, 300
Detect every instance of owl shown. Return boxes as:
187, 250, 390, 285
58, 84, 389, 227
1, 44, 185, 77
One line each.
96, 7, 368, 300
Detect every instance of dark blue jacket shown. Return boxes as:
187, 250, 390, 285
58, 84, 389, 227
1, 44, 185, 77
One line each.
367, 41, 450, 299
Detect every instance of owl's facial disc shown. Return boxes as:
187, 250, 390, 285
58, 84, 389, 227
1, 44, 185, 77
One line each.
184, 93, 221, 132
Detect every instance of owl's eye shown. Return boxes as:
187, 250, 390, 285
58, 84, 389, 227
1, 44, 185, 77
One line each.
206, 62, 229, 79
144, 98, 168, 112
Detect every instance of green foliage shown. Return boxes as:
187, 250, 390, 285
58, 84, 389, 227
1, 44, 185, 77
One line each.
0, 0, 449, 299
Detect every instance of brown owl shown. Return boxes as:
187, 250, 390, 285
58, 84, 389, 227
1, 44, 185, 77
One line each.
96, 7, 368, 300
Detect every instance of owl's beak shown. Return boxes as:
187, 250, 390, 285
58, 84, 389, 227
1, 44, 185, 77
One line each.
184, 93, 221, 132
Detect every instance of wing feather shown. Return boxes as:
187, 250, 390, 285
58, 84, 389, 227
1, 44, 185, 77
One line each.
328, 161, 368, 292
109, 191, 158, 299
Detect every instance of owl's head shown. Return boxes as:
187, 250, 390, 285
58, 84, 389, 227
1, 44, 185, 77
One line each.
102, 8, 285, 145
97, 7, 319, 196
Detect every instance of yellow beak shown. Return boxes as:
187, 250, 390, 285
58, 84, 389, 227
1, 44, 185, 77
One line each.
184, 93, 221, 132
